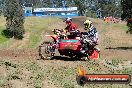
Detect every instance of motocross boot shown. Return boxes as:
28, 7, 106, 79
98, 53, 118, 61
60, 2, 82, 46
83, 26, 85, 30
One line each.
80, 48, 89, 57
84, 56, 90, 61
94, 47, 100, 52
80, 50, 90, 61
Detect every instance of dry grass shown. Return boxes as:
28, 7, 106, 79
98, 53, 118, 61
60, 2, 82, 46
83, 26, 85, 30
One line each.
0, 16, 63, 49
0, 59, 132, 88
0, 16, 132, 88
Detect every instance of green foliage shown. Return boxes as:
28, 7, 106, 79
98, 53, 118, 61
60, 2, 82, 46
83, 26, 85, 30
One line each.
0, 0, 4, 14
73, 0, 122, 17
126, 19, 132, 34
86, 11, 97, 18
121, 0, 132, 19
18, 0, 123, 17
0, 29, 8, 43
40, 0, 52, 7
73, 0, 86, 16
13, 27, 25, 39
121, 0, 132, 33
97, 0, 122, 17
3, 0, 25, 39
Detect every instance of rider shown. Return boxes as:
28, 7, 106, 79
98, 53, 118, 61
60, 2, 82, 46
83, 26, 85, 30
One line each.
64, 17, 80, 39
81, 19, 100, 53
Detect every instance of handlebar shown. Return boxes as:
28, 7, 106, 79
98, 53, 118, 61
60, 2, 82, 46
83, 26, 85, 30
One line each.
69, 29, 80, 33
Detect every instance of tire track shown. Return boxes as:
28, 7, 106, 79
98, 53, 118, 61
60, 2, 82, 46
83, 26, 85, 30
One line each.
0, 16, 131, 61
0, 48, 39, 59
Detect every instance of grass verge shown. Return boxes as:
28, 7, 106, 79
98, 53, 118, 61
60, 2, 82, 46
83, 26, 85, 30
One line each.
0, 16, 63, 48
0, 59, 132, 88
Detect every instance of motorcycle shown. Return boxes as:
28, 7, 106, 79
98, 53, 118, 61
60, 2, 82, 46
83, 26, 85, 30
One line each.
39, 29, 100, 60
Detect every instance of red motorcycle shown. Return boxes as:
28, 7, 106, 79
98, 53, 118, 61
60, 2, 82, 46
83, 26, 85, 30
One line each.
39, 30, 100, 60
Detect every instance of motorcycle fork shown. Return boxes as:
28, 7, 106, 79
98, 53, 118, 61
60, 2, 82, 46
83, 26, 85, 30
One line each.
47, 44, 56, 53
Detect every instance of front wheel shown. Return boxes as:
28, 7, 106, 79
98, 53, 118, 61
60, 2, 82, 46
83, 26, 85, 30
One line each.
39, 42, 55, 60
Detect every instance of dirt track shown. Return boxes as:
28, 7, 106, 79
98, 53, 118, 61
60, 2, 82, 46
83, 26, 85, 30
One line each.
0, 16, 132, 61
0, 16, 132, 88
0, 48, 39, 59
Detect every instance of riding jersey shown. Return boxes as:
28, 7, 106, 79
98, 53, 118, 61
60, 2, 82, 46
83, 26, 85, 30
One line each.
65, 23, 78, 32
87, 25, 99, 44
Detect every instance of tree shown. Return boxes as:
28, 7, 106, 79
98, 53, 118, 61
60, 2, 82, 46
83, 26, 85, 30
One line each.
41, 0, 52, 7
0, 0, 4, 15
72, 0, 122, 17
74, 0, 86, 16
121, 0, 132, 19
3, 0, 25, 39
96, 0, 122, 17
121, 0, 132, 33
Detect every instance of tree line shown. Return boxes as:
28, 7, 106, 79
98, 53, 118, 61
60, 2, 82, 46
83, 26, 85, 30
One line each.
0, 0, 131, 39
0, 0, 122, 18
121, 0, 132, 33
19, 0, 122, 18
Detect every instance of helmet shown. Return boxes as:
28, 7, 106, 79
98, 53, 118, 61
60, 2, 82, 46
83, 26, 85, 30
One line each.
66, 17, 72, 21
65, 18, 72, 26
83, 20, 92, 29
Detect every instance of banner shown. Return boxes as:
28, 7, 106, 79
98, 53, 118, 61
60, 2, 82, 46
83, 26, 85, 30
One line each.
34, 7, 78, 12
